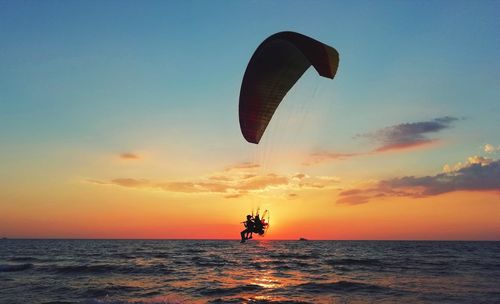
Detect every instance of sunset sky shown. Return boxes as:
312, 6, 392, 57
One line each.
1, 1, 499, 240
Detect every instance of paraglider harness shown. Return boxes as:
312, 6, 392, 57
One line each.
253, 214, 266, 235
243, 215, 254, 234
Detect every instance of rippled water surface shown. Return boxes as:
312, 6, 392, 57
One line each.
1, 240, 499, 303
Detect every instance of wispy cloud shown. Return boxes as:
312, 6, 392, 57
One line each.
237, 174, 289, 191
304, 117, 459, 166
357, 116, 458, 152
443, 156, 493, 173
224, 193, 244, 199
87, 163, 339, 198
288, 193, 298, 199
112, 178, 149, 187
119, 153, 140, 160
303, 152, 359, 166
484, 144, 500, 154
337, 156, 500, 205
224, 162, 260, 171
336, 194, 371, 205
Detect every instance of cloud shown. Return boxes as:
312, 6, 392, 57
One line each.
224, 193, 245, 199
298, 175, 340, 189
336, 194, 371, 205
304, 117, 460, 166
85, 179, 109, 185
237, 174, 289, 191
337, 157, 500, 205
357, 116, 458, 152
224, 162, 260, 171
292, 173, 308, 180
443, 156, 493, 173
158, 182, 207, 193
338, 189, 364, 196
208, 175, 233, 181
484, 144, 500, 154
303, 152, 359, 166
112, 178, 149, 187
88, 163, 338, 198
374, 139, 437, 152
120, 153, 140, 160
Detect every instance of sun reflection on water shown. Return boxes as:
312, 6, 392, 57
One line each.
251, 270, 283, 289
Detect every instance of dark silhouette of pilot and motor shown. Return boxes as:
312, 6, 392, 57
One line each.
240, 211, 269, 243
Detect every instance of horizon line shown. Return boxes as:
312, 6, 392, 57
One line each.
2, 238, 499, 242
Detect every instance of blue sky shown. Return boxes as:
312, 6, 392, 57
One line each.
2, 1, 498, 157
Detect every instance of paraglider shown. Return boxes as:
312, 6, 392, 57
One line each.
237, 32, 339, 242
240, 209, 270, 243
239, 31, 340, 144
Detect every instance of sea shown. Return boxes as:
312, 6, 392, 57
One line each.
0, 240, 499, 304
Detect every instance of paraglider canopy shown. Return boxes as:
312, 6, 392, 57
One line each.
239, 31, 340, 144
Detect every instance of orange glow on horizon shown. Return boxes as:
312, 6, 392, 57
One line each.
2, 183, 499, 240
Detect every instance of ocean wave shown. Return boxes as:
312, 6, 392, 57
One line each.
81, 286, 142, 298
293, 261, 313, 268
295, 280, 391, 294
83, 295, 186, 304
269, 253, 318, 260
191, 256, 230, 268
152, 254, 170, 259
267, 262, 293, 271
45, 263, 177, 275
185, 248, 206, 254
194, 261, 227, 267
110, 253, 136, 259
0, 263, 33, 272
268, 260, 288, 265
326, 258, 383, 266
273, 271, 294, 278
51, 264, 126, 274
8, 256, 42, 262
197, 284, 264, 296
209, 297, 312, 304
249, 262, 265, 269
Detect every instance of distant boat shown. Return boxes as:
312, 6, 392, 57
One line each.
299, 237, 308, 241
